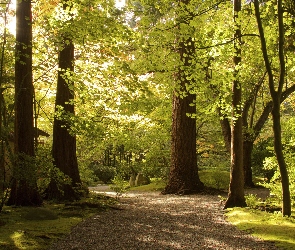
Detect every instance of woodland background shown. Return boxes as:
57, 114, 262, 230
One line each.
0, 0, 295, 216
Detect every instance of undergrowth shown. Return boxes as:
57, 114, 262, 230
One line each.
0, 193, 117, 249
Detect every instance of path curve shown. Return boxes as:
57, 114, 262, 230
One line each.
49, 190, 278, 250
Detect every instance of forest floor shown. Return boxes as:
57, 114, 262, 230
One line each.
48, 186, 279, 250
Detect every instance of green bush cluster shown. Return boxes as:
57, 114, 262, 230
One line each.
88, 162, 117, 184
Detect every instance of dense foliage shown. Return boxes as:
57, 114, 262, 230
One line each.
0, 0, 295, 213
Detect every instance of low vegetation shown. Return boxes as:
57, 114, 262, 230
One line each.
0, 193, 117, 250
226, 207, 295, 250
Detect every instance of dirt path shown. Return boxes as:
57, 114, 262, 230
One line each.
48, 189, 278, 250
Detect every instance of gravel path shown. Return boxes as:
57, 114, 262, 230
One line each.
49, 191, 278, 250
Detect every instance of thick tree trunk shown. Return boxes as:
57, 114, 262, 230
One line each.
7, 0, 42, 206
162, 0, 203, 194
219, 112, 231, 153
224, 0, 246, 209
243, 139, 255, 187
162, 91, 204, 194
46, 3, 82, 201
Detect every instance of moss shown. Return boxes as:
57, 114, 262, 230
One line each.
21, 208, 58, 221
226, 207, 295, 249
0, 193, 116, 249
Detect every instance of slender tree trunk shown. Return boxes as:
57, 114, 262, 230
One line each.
46, 2, 82, 201
224, 0, 246, 209
7, 0, 42, 206
272, 99, 291, 215
254, 0, 291, 216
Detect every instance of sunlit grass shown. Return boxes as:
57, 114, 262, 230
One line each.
226, 207, 295, 249
129, 178, 166, 192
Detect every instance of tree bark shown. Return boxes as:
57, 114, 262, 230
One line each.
163, 90, 204, 194
224, 0, 246, 209
7, 0, 42, 206
46, 2, 82, 201
243, 138, 255, 187
162, 0, 203, 194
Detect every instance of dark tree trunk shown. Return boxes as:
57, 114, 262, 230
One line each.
7, 0, 42, 206
162, 0, 203, 194
162, 90, 204, 194
46, 2, 82, 201
272, 98, 291, 216
219, 113, 231, 153
243, 138, 255, 187
224, 0, 246, 209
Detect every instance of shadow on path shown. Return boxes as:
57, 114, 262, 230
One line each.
49, 191, 279, 250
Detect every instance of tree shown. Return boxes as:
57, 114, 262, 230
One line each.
254, 0, 291, 216
46, 1, 82, 201
224, 0, 246, 208
162, 0, 204, 194
7, 0, 42, 206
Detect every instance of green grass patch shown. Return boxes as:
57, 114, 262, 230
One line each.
199, 169, 230, 190
226, 207, 295, 249
129, 178, 166, 192
0, 193, 116, 249
128, 170, 230, 192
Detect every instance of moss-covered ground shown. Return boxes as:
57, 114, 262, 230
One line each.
226, 207, 295, 249
0, 194, 117, 249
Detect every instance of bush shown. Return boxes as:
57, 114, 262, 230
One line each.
199, 169, 229, 190
110, 174, 129, 199
89, 162, 116, 184
252, 138, 274, 181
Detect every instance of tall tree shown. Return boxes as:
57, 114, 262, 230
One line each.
224, 0, 246, 208
46, 1, 82, 201
7, 0, 42, 206
220, 77, 295, 187
254, 0, 291, 216
162, 0, 204, 194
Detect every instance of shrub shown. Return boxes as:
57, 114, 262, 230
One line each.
89, 162, 116, 184
110, 174, 129, 199
252, 138, 274, 181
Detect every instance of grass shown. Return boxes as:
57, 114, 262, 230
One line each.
0, 193, 117, 249
225, 207, 295, 249
129, 178, 166, 192
199, 169, 229, 190
128, 169, 230, 192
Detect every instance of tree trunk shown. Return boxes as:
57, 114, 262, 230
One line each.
272, 98, 291, 216
224, 0, 246, 209
7, 0, 42, 206
254, 0, 291, 216
243, 139, 255, 187
46, 2, 82, 201
162, 0, 203, 194
162, 91, 204, 194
